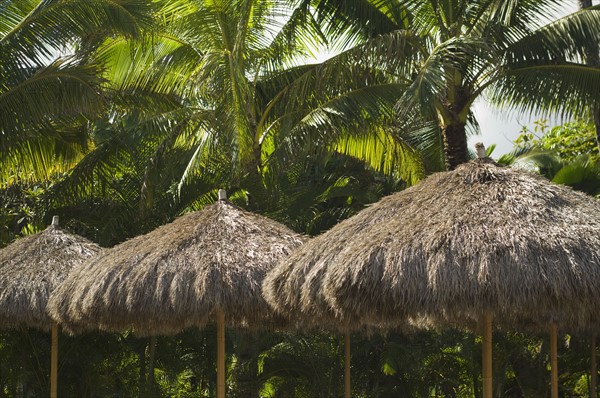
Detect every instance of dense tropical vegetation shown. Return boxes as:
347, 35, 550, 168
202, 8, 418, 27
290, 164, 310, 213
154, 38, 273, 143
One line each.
504, 119, 600, 196
1, 0, 599, 396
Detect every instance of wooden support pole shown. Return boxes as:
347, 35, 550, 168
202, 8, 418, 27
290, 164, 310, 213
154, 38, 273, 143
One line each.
217, 310, 225, 398
50, 322, 58, 398
147, 336, 157, 394
550, 323, 558, 398
481, 312, 493, 398
592, 334, 597, 398
344, 333, 351, 398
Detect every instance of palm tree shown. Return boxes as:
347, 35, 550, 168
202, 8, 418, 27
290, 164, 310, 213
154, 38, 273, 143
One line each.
37, 0, 426, 245
0, 0, 159, 244
74, 0, 425, 209
303, 0, 600, 170
0, 0, 155, 184
578, 0, 600, 150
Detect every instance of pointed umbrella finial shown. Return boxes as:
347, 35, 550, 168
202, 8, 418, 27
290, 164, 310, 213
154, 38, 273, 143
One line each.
218, 189, 227, 201
51, 216, 59, 227
475, 142, 487, 159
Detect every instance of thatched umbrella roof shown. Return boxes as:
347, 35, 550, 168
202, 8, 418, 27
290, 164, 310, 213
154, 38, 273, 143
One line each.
48, 195, 307, 336
263, 157, 600, 332
0, 217, 101, 329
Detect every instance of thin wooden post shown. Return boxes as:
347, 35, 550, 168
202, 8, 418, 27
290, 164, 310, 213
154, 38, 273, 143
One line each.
50, 322, 58, 398
591, 334, 597, 398
550, 323, 558, 398
592, 334, 597, 398
138, 340, 146, 395
51, 217, 59, 398
344, 333, 351, 398
481, 312, 492, 398
217, 310, 225, 398
147, 336, 157, 394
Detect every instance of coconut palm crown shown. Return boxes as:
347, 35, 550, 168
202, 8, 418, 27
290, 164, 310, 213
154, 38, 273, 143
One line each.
299, 0, 600, 170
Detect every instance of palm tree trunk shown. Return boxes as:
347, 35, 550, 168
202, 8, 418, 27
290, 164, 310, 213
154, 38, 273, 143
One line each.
442, 122, 469, 170
578, 0, 600, 151
593, 112, 600, 154
241, 142, 267, 210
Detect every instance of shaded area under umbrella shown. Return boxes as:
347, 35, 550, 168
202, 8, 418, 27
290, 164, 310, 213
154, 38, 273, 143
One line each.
264, 146, 600, 398
48, 190, 306, 398
0, 216, 101, 398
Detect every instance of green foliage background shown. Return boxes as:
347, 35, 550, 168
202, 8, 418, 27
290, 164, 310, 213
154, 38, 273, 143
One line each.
1, 0, 599, 396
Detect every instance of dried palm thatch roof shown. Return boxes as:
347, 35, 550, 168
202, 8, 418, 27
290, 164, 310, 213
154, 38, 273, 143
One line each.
263, 158, 600, 332
0, 218, 101, 329
48, 198, 306, 336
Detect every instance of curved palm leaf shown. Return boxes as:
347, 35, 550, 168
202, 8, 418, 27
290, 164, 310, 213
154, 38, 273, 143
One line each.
308, 0, 600, 169
493, 64, 600, 118
74, 0, 426, 217
0, 0, 156, 184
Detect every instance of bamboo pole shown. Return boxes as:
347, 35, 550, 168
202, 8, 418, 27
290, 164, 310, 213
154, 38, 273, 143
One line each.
344, 333, 351, 398
217, 310, 225, 398
550, 323, 558, 398
592, 334, 597, 398
481, 312, 492, 398
50, 322, 58, 398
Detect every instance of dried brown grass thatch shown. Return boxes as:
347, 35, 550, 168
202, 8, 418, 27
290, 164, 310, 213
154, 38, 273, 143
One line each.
263, 159, 600, 332
0, 220, 101, 329
48, 199, 306, 336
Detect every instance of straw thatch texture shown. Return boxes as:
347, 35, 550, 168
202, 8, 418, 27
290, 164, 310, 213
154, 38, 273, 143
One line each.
0, 224, 101, 329
263, 159, 600, 332
48, 200, 306, 336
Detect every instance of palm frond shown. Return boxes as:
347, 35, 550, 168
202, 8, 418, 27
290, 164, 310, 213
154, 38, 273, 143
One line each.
551, 157, 600, 196
309, 0, 409, 42
254, 2, 326, 71
394, 110, 445, 172
0, 0, 154, 68
395, 36, 492, 120
331, 127, 425, 185
0, 59, 104, 151
274, 83, 404, 155
493, 64, 600, 118
0, 124, 90, 185
503, 7, 600, 66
